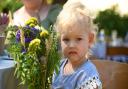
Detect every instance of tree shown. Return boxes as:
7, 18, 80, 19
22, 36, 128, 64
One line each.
94, 5, 128, 38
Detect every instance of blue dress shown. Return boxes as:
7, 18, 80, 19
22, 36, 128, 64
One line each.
52, 59, 102, 89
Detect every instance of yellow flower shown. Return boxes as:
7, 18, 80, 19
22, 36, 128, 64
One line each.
30, 17, 38, 22
29, 23, 35, 27
29, 38, 41, 47
28, 38, 41, 52
25, 17, 38, 26
40, 30, 49, 38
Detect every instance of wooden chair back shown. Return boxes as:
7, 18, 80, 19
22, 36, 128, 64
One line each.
106, 46, 128, 56
92, 60, 128, 89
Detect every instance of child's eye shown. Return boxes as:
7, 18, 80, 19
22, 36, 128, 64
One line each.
63, 38, 69, 42
76, 38, 82, 41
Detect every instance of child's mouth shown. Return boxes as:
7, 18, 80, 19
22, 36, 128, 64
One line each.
69, 51, 77, 55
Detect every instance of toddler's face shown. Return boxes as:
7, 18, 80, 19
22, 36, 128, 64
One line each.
61, 26, 91, 64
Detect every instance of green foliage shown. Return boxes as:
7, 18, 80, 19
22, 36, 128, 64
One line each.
0, 0, 23, 13
94, 5, 128, 38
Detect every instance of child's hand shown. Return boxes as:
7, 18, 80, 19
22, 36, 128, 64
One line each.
0, 13, 9, 33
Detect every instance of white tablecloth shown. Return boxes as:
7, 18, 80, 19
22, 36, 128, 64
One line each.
0, 59, 27, 89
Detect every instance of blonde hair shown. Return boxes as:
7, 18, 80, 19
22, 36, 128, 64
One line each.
55, 1, 96, 36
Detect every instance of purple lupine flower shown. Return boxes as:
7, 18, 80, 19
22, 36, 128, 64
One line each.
31, 27, 38, 31
25, 25, 31, 29
31, 27, 39, 36
16, 25, 40, 45
23, 26, 39, 37
25, 37, 32, 43
16, 30, 20, 42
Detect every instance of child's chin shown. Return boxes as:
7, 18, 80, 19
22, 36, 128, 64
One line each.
68, 56, 79, 62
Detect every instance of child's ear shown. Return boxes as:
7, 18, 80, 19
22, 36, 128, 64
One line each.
88, 32, 95, 47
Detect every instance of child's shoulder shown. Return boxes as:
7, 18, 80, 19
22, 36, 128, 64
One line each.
79, 60, 99, 75
59, 59, 99, 76
76, 60, 102, 89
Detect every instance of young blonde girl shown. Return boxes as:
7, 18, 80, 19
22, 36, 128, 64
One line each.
52, 1, 102, 89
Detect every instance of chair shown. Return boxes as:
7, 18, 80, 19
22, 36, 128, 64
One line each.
92, 60, 128, 89
106, 46, 128, 56
106, 46, 128, 62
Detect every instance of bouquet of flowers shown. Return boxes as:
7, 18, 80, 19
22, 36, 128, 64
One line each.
7, 17, 60, 89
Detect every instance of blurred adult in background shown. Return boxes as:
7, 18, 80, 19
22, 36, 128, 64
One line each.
13, 0, 62, 29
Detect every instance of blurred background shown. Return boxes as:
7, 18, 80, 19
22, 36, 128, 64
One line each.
0, 1, 128, 89
0, 0, 128, 62
82, 0, 128, 62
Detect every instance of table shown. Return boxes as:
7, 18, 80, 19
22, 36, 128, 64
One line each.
0, 59, 28, 89
0, 49, 28, 89
0, 59, 15, 89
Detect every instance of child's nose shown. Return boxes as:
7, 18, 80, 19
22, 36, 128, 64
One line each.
69, 41, 76, 47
